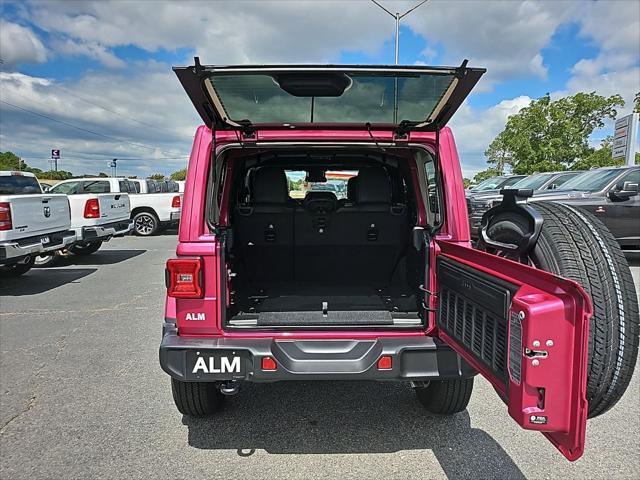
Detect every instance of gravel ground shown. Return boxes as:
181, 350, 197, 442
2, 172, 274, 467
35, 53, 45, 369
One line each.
1, 233, 638, 479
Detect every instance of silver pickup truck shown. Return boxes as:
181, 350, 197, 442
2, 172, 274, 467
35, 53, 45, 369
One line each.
0, 171, 75, 276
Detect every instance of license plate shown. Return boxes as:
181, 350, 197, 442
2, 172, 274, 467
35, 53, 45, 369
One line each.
40, 236, 50, 245
186, 350, 246, 380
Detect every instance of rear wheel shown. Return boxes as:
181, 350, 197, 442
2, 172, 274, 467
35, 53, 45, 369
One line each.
171, 379, 224, 417
0, 256, 35, 277
69, 241, 103, 255
414, 378, 474, 414
133, 211, 159, 236
485, 202, 639, 418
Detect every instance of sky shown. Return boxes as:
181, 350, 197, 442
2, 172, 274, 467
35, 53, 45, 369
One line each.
0, 0, 638, 178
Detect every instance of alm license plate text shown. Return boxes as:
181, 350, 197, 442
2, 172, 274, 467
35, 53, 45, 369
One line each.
186, 351, 246, 380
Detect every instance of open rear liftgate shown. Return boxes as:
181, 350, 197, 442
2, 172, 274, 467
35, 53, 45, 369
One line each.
435, 240, 591, 461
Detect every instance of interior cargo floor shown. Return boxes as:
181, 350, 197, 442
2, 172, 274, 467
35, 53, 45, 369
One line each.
236, 283, 417, 313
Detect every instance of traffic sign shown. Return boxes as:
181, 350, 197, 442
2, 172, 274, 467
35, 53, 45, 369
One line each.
51, 149, 60, 159
612, 113, 638, 165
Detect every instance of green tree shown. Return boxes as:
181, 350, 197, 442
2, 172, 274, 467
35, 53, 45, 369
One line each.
1, 151, 43, 176
170, 168, 187, 181
634, 92, 639, 113
148, 173, 165, 180
571, 136, 625, 170
462, 177, 472, 189
485, 92, 624, 174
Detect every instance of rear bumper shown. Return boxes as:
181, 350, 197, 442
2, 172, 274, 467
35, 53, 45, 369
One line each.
170, 211, 181, 221
159, 322, 475, 382
79, 219, 134, 241
0, 229, 76, 263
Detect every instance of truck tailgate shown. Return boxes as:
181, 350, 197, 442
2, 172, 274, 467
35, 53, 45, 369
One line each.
1, 194, 70, 240
97, 193, 130, 222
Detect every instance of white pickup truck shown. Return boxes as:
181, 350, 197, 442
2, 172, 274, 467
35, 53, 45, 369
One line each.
0, 171, 75, 276
52, 177, 182, 236
46, 178, 133, 261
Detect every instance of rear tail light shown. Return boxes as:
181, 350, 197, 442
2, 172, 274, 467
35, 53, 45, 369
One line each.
83, 198, 100, 218
171, 195, 181, 208
0, 202, 12, 231
166, 258, 203, 298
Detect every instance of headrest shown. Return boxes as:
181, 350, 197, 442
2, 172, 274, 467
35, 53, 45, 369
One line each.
304, 191, 337, 213
253, 167, 288, 203
346, 176, 358, 202
357, 168, 391, 203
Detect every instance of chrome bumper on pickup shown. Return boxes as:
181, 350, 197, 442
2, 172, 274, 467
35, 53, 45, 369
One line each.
79, 219, 134, 242
170, 211, 181, 221
0, 230, 76, 264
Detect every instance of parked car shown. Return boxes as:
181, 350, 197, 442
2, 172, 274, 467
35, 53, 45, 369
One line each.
468, 171, 583, 237
466, 175, 526, 195
40, 178, 134, 265
529, 166, 640, 249
160, 61, 639, 461
0, 171, 75, 276
52, 177, 182, 236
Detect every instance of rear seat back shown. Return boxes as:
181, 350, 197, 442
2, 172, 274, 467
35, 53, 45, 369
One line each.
234, 167, 294, 282
294, 168, 408, 284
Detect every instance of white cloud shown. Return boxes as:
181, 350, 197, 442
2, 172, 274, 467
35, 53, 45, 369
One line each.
23, 1, 393, 64
0, 20, 47, 67
402, 0, 576, 88
51, 38, 125, 69
0, 68, 196, 176
449, 96, 532, 177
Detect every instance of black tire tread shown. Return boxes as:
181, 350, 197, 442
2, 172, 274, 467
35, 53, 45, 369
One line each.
415, 378, 474, 414
488, 202, 639, 418
170, 379, 224, 417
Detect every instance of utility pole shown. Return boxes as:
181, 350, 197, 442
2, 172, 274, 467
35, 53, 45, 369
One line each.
371, 0, 429, 65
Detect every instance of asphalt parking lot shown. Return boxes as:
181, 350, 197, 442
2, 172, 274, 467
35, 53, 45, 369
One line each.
1, 233, 639, 480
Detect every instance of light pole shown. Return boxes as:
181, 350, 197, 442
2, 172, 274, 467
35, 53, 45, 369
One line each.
371, 0, 429, 65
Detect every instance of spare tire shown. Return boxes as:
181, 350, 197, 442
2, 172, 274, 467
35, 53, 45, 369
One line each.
485, 201, 639, 418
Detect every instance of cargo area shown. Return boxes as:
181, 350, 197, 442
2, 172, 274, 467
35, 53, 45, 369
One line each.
222, 147, 432, 329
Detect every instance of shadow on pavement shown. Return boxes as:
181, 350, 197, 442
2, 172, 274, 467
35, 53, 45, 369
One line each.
183, 381, 524, 479
0, 268, 97, 295
42, 249, 146, 267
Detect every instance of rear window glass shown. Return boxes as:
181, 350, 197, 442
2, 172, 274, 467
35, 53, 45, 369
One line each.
118, 180, 136, 193
207, 71, 455, 125
0, 175, 42, 195
83, 181, 110, 193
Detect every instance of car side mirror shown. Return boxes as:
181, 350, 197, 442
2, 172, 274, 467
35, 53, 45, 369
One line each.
609, 181, 639, 201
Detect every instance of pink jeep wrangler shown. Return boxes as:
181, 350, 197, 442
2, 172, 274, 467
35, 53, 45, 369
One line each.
160, 60, 639, 461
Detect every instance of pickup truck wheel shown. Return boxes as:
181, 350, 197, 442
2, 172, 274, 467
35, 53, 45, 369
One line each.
485, 201, 639, 418
69, 241, 103, 255
171, 378, 224, 417
34, 252, 60, 268
133, 212, 159, 236
0, 256, 35, 277
414, 378, 474, 414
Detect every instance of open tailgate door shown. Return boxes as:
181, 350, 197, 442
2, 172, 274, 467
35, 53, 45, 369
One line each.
435, 240, 592, 461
